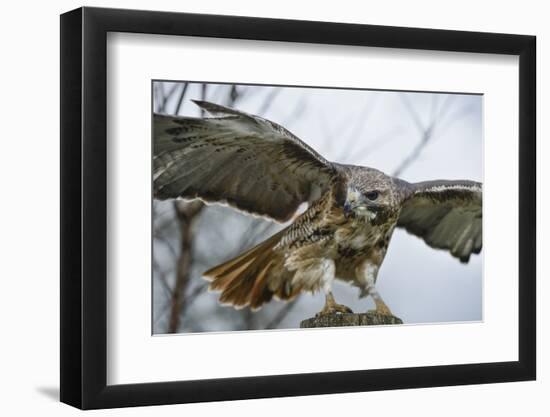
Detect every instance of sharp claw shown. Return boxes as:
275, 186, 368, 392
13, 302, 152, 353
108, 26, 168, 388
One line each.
344, 306, 354, 314
316, 304, 353, 317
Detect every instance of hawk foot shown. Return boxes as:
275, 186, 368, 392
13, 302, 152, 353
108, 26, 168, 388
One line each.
316, 303, 353, 317
316, 291, 353, 317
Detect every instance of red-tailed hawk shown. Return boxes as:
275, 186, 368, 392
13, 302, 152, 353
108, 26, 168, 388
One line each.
154, 100, 482, 317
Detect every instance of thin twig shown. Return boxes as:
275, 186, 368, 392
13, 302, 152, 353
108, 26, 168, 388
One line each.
392, 93, 455, 176
174, 82, 189, 115
257, 88, 281, 116
161, 83, 179, 112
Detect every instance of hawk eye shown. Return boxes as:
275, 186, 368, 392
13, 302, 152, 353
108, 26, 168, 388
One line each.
366, 191, 379, 201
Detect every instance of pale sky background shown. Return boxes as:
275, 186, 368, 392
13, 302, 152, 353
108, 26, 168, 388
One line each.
153, 81, 482, 333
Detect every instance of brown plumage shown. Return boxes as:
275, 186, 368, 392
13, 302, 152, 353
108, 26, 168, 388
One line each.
154, 100, 482, 316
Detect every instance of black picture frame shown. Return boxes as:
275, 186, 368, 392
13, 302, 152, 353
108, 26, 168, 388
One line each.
60, 6, 536, 410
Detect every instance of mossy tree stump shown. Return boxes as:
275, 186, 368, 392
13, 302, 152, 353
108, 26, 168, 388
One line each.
300, 312, 403, 328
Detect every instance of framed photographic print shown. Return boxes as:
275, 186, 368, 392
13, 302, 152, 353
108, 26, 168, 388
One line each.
60, 6, 536, 410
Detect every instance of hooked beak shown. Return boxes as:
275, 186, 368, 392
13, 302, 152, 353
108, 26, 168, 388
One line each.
344, 187, 381, 219
344, 201, 353, 218
344, 187, 362, 218
344, 201, 380, 219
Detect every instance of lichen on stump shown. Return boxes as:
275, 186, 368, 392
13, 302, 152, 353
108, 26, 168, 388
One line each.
300, 311, 403, 328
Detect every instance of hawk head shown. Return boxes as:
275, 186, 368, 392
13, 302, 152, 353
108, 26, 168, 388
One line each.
343, 168, 400, 223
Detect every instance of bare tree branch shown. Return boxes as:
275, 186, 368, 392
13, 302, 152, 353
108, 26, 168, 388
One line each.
176, 283, 209, 327
167, 200, 204, 333
161, 83, 179, 112
350, 126, 403, 162
257, 88, 281, 116
174, 82, 189, 115
343, 94, 380, 154
392, 94, 454, 176
282, 97, 306, 126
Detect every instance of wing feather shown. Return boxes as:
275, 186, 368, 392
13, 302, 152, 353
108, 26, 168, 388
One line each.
153, 100, 336, 222
396, 180, 482, 262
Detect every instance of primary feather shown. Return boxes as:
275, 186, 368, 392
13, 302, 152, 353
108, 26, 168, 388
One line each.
397, 180, 482, 262
154, 100, 335, 222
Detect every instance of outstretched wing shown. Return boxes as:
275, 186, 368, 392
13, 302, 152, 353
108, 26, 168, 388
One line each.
153, 100, 337, 222
396, 180, 482, 262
